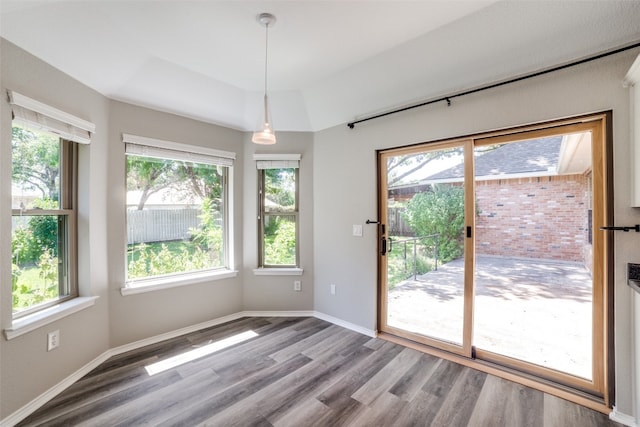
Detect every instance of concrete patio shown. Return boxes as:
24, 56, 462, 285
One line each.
387, 254, 593, 379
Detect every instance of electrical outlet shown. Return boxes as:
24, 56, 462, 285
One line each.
330, 284, 336, 295
294, 280, 301, 291
352, 224, 363, 237
47, 330, 60, 351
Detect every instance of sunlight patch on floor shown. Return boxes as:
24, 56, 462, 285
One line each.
145, 330, 258, 376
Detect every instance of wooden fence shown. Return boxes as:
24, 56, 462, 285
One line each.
388, 207, 414, 236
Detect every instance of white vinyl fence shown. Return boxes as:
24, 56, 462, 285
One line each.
127, 209, 201, 244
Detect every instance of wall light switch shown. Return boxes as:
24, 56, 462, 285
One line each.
352, 224, 363, 237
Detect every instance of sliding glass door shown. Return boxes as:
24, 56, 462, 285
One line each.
378, 115, 610, 402
379, 140, 474, 357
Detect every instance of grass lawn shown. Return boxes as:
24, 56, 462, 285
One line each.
387, 237, 437, 289
127, 240, 199, 262
13, 265, 59, 312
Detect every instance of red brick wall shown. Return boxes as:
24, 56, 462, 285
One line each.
475, 175, 590, 263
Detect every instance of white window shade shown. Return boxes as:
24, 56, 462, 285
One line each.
8, 91, 94, 144
254, 153, 301, 169
123, 134, 235, 167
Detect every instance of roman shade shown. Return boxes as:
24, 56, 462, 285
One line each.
254, 153, 301, 169
8, 90, 95, 144
123, 134, 235, 167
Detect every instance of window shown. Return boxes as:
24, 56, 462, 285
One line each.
9, 89, 94, 319
124, 134, 235, 286
256, 155, 300, 268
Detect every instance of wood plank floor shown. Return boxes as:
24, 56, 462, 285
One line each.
17, 317, 622, 427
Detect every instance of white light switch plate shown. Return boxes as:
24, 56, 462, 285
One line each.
352, 224, 363, 237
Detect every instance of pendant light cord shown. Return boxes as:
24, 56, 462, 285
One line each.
263, 22, 270, 124
264, 22, 269, 98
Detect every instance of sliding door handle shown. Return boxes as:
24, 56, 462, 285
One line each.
381, 237, 387, 256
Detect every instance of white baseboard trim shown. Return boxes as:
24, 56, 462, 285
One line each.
2, 310, 374, 426
610, 406, 637, 427
1, 349, 114, 427
108, 312, 246, 356
241, 310, 315, 318
313, 311, 377, 337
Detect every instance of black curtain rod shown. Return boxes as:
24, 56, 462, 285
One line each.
347, 41, 640, 129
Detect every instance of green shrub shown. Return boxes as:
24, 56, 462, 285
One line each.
264, 219, 296, 265
403, 184, 465, 263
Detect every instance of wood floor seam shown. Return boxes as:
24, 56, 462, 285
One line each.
15, 317, 621, 427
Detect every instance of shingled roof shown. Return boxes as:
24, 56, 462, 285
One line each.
426, 136, 562, 181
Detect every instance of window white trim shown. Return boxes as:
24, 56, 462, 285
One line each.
253, 267, 304, 276
123, 134, 235, 165
3, 297, 99, 340
121, 269, 238, 295
124, 136, 235, 286
8, 90, 95, 144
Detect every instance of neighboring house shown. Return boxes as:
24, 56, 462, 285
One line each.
388, 135, 593, 270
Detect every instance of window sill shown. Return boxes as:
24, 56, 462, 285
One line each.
253, 267, 304, 276
4, 296, 99, 340
121, 269, 238, 296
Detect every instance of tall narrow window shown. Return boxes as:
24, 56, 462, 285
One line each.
12, 126, 77, 317
9, 91, 92, 318
256, 155, 300, 268
124, 135, 235, 284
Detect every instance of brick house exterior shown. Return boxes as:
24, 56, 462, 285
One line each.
389, 135, 593, 271
475, 173, 592, 271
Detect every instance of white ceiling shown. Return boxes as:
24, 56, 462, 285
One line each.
1, 1, 640, 132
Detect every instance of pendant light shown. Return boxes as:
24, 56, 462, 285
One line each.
252, 13, 277, 145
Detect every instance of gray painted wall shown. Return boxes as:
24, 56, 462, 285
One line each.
313, 49, 640, 418
1, 39, 111, 418
242, 132, 315, 311
2, 36, 639, 423
0, 39, 314, 419
106, 101, 246, 347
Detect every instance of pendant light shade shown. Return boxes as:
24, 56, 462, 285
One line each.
252, 94, 275, 144
252, 13, 277, 145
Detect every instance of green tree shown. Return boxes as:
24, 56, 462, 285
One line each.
12, 199, 59, 265
190, 197, 223, 266
126, 156, 176, 210
264, 219, 296, 265
38, 249, 58, 293
403, 184, 465, 262
177, 163, 223, 203
12, 226, 35, 265
265, 169, 295, 209
12, 126, 60, 203
387, 149, 460, 187
127, 158, 223, 211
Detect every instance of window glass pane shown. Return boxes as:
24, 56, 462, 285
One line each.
265, 168, 296, 213
126, 155, 226, 280
259, 167, 299, 267
12, 215, 66, 314
11, 123, 73, 317
11, 124, 61, 210
263, 214, 297, 266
